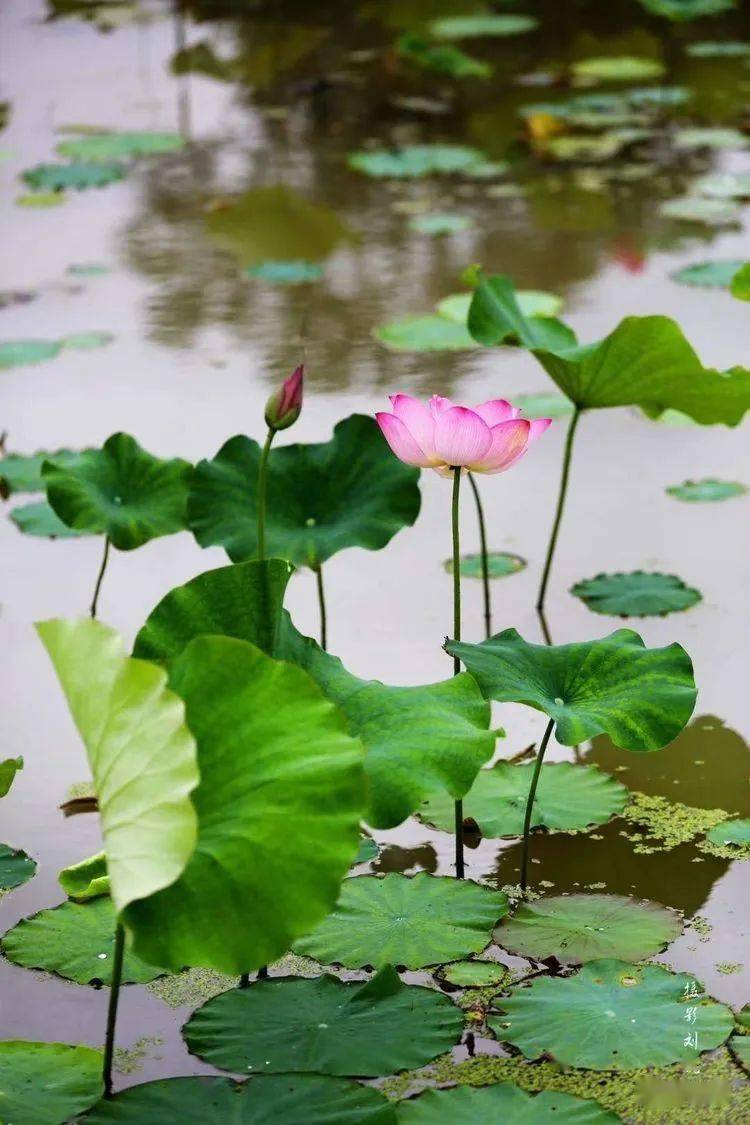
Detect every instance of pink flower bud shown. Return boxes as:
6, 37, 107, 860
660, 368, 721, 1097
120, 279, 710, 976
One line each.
264, 364, 304, 431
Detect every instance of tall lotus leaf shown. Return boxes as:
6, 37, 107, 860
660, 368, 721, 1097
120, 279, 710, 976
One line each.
134, 561, 495, 828
0, 756, 22, 798
468, 275, 577, 351
43, 433, 193, 549
446, 628, 696, 750
36, 618, 198, 914
188, 415, 420, 567
124, 635, 365, 973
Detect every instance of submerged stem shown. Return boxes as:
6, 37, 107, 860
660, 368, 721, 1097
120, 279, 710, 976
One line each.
451, 467, 465, 880
256, 428, 275, 561
536, 407, 581, 618
467, 472, 491, 640
315, 565, 327, 651
520, 719, 555, 892
102, 923, 125, 1098
90, 536, 111, 620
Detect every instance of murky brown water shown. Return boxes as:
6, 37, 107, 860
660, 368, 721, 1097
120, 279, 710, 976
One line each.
1, 0, 749, 1092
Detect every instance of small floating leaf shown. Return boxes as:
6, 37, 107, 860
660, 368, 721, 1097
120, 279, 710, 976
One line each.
67, 263, 110, 277
0, 844, 36, 892
16, 192, 68, 207
408, 213, 472, 235
0, 756, 23, 798
686, 40, 749, 57
21, 161, 126, 191
183, 967, 464, 1076
0, 339, 61, 368
397, 34, 491, 80
639, 0, 735, 18
706, 818, 750, 848
496, 894, 682, 964
294, 872, 507, 969
10, 500, 90, 538
670, 260, 745, 288
444, 552, 526, 580
56, 131, 183, 162
667, 478, 746, 502
731, 263, 750, 301
0, 1041, 103, 1124
571, 572, 702, 617
695, 173, 750, 199
673, 127, 747, 149
429, 15, 538, 39
571, 57, 665, 82
62, 332, 114, 351
436, 960, 510, 988
245, 259, 324, 284
397, 1084, 618, 1122
658, 197, 741, 225
348, 144, 488, 179
375, 315, 475, 351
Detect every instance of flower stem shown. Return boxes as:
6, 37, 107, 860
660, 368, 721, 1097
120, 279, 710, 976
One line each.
467, 472, 491, 639
536, 406, 581, 617
102, 922, 125, 1098
90, 536, 111, 620
314, 565, 327, 651
520, 719, 555, 892
256, 428, 275, 560
451, 467, 465, 880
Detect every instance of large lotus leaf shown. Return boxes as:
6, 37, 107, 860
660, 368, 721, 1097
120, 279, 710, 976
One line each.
22, 161, 126, 191
0, 1041, 103, 1125
347, 144, 488, 179
418, 761, 627, 837
0, 449, 88, 495
36, 618, 198, 914
446, 628, 696, 751
82, 1074, 396, 1123
706, 818, 750, 847
10, 500, 91, 538
397, 34, 491, 79
0, 756, 22, 798
0, 339, 61, 368
183, 966, 463, 1076
43, 433, 193, 550
396, 1084, 618, 1123
295, 873, 507, 969
430, 15, 538, 39
489, 960, 733, 1069
670, 260, 746, 288
133, 561, 495, 829
56, 131, 183, 161
124, 635, 365, 973
571, 572, 702, 617
467, 276, 577, 351
667, 478, 746, 502
59, 851, 110, 901
188, 415, 419, 568
496, 894, 681, 964
1, 897, 165, 985
638, 0, 735, 17
0, 843, 36, 891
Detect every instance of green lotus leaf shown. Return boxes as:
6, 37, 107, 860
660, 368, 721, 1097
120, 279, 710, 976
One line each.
571, 57, 665, 81
731, 263, 750, 301
0, 756, 22, 798
659, 196, 742, 225
444, 552, 526, 580
1, 897, 166, 985
446, 628, 696, 750
496, 894, 681, 964
133, 560, 495, 829
687, 39, 748, 56
397, 34, 491, 80
42, 433, 192, 549
188, 415, 420, 567
408, 213, 472, 235
571, 572, 702, 617
36, 617, 199, 914
396, 1084, 618, 1123
639, 0, 735, 18
516, 392, 575, 418
673, 127, 747, 149
418, 761, 627, 836
0, 339, 62, 368
695, 173, 750, 199
21, 161, 126, 191
295, 873, 507, 969
546, 130, 648, 163
0, 843, 36, 892
0, 1041, 103, 1125
489, 960, 733, 1069
355, 836, 380, 865
374, 315, 475, 352
347, 144, 488, 179
59, 852, 110, 901
670, 260, 746, 288
82, 1074, 396, 1123
437, 290, 563, 325
429, 15, 538, 39
183, 966, 464, 1076
706, 818, 750, 848
626, 85, 691, 107
245, 259, 324, 284
667, 478, 746, 502
436, 960, 509, 988
56, 131, 183, 162
731, 1034, 750, 1068
0, 449, 89, 495
124, 634, 365, 973
467, 276, 577, 351
10, 500, 91, 538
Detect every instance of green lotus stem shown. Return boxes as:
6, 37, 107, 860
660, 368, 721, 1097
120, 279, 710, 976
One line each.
467, 472, 491, 639
315, 565, 328, 651
102, 922, 125, 1098
90, 536, 111, 620
520, 719, 555, 892
451, 467, 465, 880
256, 429, 275, 560
536, 406, 581, 618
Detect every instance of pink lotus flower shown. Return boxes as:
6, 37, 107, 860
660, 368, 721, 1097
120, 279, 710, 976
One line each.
265, 364, 304, 431
376, 394, 551, 476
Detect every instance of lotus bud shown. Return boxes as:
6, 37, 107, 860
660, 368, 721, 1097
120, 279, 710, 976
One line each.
264, 364, 304, 431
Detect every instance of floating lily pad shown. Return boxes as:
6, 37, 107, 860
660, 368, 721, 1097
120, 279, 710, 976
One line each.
21, 161, 126, 191
436, 960, 509, 988
0, 844, 36, 892
1, 897, 166, 985
667, 478, 746, 502
640, 0, 735, 17
0, 449, 88, 495
418, 761, 628, 837
626, 85, 691, 107
489, 960, 733, 1068
444, 552, 526, 580
397, 34, 490, 80
546, 130, 648, 162
571, 572, 702, 617
0, 756, 22, 798
59, 852, 109, 901
67, 263, 110, 277
10, 500, 90, 538
295, 873, 507, 969
673, 127, 747, 149
706, 818, 750, 848
355, 836, 380, 865
658, 197, 741, 225
0, 339, 62, 368
496, 894, 681, 964
686, 40, 749, 57
43, 433, 193, 549
429, 15, 538, 39
397, 1084, 618, 1123
572, 57, 665, 82
375, 315, 475, 351
348, 144, 488, 179
183, 966, 463, 1076
408, 213, 473, 235
56, 131, 183, 162
437, 290, 563, 324
16, 192, 68, 207
695, 173, 750, 199
516, 391, 575, 418
245, 259, 324, 284
447, 628, 696, 750
731, 263, 750, 301
670, 260, 745, 288
82, 1075, 396, 1123
0, 1041, 103, 1125
62, 331, 114, 351
188, 415, 420, 568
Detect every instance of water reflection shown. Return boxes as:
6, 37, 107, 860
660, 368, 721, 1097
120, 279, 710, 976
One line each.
372, 842, 438, 875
